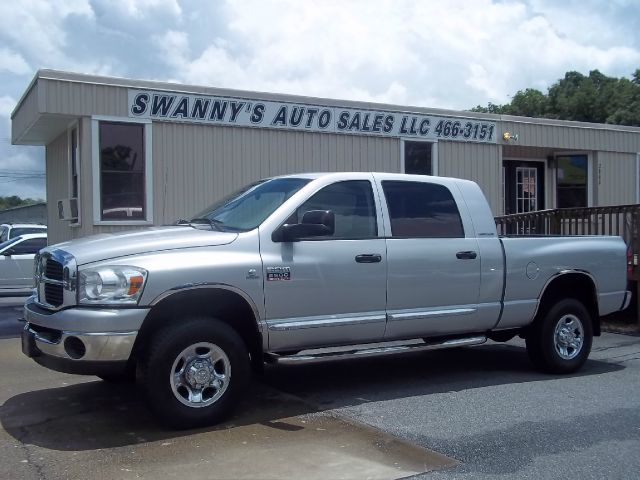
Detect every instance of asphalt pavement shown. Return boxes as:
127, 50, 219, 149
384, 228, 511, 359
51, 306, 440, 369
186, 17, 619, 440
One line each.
0, 296, 638, 479
0, 296, 26, 338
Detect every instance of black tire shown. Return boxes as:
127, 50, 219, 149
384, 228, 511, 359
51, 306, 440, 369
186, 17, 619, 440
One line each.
526, 298, 593, 374
141, 317, 250, 429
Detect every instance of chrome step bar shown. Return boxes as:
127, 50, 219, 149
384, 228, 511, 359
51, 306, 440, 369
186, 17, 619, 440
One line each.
265, 336, 487, 365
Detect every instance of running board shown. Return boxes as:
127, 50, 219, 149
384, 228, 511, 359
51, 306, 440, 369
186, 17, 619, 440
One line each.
265, 336, 487, 365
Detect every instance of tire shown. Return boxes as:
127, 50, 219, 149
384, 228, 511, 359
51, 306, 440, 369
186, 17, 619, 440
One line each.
141, 317, 251, 429
526, 298, 593, 374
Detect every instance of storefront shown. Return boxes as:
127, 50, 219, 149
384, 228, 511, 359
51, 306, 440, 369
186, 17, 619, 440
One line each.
11, 70, 640, 244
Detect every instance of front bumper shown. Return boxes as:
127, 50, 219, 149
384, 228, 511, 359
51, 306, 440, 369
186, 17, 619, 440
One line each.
22, 296, 150, 375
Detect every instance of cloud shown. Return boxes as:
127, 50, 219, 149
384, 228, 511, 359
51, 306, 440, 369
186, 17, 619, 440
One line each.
2, 0, 640, 200
153, 0, 640, 109
0, 48, 30, 75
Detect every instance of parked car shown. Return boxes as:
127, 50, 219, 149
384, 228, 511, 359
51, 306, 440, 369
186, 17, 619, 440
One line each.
0, 233, 47, 295
0, 223, 47, 243
22, 173, 629, 428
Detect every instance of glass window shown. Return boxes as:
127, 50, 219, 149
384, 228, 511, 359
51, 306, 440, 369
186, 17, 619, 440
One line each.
382, 181, 464, 238
9, 237, 47, 255
556, 155, 588, 208
99, 122, 145, 220
292, 180, 377, 239
404, 141, 432, 175
9, 227, 46, 238
193, 177, 311, 232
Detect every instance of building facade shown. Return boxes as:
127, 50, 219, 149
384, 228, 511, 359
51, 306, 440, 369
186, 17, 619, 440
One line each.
11, 70, 640, 244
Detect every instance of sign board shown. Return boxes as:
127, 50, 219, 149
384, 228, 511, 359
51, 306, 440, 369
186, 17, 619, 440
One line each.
128, 89, 497, 143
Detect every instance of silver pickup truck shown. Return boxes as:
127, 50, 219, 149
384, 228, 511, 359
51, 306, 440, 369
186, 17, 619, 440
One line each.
22, 172, 630, 428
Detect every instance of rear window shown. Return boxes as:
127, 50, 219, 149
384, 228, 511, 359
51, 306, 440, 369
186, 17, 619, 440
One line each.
9, 227, 47, 239
382, 181, 464, 238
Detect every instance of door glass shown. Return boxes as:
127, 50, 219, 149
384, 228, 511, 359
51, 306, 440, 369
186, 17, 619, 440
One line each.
404, 142, 432, 175
382, 181, 464, 238
516, 167, 538, 213
293, 180, 377, 239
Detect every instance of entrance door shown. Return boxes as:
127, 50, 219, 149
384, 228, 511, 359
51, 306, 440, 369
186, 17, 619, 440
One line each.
503, 161, 545, 215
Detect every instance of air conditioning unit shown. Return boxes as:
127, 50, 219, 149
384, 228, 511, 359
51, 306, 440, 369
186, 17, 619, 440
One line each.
57, 198, 79, 221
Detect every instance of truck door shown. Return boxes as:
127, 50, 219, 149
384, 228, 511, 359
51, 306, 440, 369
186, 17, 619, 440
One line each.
259, 178, 387, 352
379, 178, 487, 339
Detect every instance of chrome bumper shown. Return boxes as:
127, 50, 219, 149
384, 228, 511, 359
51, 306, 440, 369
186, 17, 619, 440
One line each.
22, 296, 149, 367
22, 323, 138, 362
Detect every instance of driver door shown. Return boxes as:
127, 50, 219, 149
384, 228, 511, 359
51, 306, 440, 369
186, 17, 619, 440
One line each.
260, 178, 387, 352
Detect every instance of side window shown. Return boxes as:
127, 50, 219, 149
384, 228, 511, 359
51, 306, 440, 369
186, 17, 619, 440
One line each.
0, 226, 8, 242
294, 180, 378, 239
382, 181, 464, 238
99, 121, 146, 220
10, 238, 47, 255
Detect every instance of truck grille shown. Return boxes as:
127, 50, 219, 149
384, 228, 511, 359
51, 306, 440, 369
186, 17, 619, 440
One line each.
44, 258, 63, 281
36, 251, 76, 310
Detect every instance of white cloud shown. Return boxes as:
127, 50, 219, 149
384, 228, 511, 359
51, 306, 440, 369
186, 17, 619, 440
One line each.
2, 0, 640, 200
152, 0, 640, 109
0, 48, 30, 75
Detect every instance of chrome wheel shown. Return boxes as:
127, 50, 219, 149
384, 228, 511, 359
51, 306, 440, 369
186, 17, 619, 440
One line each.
553, 314, 584, 360
170, 342, 231, 408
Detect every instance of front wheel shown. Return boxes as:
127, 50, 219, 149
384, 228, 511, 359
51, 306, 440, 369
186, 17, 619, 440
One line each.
141, 318, 250, 429
526, 298, 593, 374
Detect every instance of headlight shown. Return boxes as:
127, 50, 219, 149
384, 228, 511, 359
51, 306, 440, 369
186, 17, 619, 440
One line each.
78, 266, 148, 305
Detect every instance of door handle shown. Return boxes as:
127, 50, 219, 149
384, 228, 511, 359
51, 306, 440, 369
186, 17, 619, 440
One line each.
355, 254, 382, 263
456, 251, 477, 260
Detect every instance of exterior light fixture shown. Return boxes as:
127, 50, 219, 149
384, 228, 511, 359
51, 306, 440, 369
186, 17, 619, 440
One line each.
503, 132, 519, 141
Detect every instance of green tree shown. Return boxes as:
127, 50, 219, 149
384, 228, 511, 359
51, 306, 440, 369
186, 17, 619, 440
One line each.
470, 68, 640, 127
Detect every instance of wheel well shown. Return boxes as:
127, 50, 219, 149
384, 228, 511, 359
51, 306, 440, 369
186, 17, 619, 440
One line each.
133, 288, 263, 367
534, 273, 600, 336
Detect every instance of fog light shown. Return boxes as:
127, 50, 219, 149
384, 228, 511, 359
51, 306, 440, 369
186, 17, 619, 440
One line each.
64, 336, 86, 359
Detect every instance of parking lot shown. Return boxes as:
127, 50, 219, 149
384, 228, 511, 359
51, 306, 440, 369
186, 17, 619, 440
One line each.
0, 296, 639, 479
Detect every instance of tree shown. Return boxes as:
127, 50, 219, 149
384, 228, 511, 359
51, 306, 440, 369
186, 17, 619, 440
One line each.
470, 68, 640, 127
0, 196, 43, 211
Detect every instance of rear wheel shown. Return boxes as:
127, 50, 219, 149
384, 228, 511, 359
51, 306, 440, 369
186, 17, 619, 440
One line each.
526, 298, 593, 374
141, 317, 250, 429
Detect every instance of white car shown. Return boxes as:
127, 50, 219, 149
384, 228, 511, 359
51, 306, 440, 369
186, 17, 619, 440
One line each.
0, 233, 47, 295
0, 223, 47, 243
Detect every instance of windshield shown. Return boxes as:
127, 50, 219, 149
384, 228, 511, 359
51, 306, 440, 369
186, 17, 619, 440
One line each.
190, 177, 311, 232
0, 236, 21, 253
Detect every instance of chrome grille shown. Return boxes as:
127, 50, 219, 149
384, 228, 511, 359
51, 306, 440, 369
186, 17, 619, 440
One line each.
36, 250, 76, 310
44, 258, 63, 281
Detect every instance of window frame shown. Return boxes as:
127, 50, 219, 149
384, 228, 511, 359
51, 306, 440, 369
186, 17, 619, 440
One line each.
67, 121, 81, 226
401, 138, 438, 176
552, 151, 592, 208
91, 116, 153, 226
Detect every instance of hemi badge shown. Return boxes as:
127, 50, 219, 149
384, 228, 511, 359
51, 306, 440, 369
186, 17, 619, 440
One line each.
266, 266, 291, 281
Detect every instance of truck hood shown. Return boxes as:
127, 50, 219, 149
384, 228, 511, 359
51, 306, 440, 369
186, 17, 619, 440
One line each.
49, 226, 238, 265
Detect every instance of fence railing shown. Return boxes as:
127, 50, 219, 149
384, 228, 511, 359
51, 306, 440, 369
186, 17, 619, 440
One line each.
495, 204, 640, 281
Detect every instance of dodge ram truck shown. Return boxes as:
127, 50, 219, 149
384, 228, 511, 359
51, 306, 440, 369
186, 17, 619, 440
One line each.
22, 172, 630, 428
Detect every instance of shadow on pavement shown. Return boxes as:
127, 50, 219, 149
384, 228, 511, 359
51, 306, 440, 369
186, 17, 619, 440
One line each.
0, 343, 624, 451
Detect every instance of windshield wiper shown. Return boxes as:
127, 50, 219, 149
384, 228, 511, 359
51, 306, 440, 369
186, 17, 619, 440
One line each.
189, 217, 224, 232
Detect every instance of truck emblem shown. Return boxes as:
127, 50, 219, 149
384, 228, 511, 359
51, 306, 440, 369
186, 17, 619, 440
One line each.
246, 269, 259, 279
266, 266, 291, 281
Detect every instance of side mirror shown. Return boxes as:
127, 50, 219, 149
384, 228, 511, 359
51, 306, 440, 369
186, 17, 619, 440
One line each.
3, 249, 14, 257
273, 210, 335, 242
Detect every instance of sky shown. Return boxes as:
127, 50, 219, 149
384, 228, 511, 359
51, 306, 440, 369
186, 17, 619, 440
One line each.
1, 0, 639, 200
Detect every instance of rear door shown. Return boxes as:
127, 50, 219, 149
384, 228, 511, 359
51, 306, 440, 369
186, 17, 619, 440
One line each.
378, 177, 485, 339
